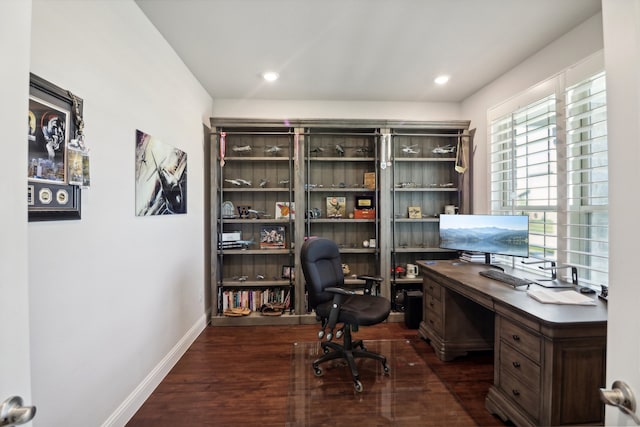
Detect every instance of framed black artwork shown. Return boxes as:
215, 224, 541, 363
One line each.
28, 73, 82, 221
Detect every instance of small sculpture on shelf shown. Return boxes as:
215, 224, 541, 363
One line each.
401, 145, 420, 155
432, 144, 456, 154
225, 178, 252, 186
264, 145, 283, 155
231, 145, 252, 154
237, 205, 251, 218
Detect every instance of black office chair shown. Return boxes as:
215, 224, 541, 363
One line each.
300, 237, 391, 392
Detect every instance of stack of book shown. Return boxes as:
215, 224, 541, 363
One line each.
218, 231, 244, 249
460, 252, 494, 263
218, 241, 244, 250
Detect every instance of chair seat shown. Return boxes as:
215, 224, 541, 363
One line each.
316, 294, 390, 326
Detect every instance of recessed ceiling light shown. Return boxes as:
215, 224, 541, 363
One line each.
434, 75, 450, 85
262, 71, 279, 82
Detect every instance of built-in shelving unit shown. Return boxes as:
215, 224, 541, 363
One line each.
301, 127, 380, 300
387, 126, 473, 310
210, 119, 472, 325
212, 124, 297, 325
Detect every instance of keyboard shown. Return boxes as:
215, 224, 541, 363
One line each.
479, 269, 532, 288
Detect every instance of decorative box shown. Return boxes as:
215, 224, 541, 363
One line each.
354, 208, 376, 219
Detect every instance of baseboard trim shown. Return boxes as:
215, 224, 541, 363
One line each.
101, 313, 208, 427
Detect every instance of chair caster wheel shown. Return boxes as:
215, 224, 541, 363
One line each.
326, 332, 333, 341
323, 346, 330, 354
336, 329, 343, 339
383, 363, 390, 374
354, 380, 363, 392
318, 330, 324, 339
313, 366, 323, 377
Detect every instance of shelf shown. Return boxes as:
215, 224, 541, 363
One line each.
392, 187, 458, 192
217, 249, 291, 255
393, 247, 454, 253
220, 187, 293, 192
307, 187, 375, 192
392, 218, 440, 223
211, 312, 303, 326
310, 218, 375, 223
392, 277, 424, 284
223, 156, 291, 161
306, 157, 376, 162
218, 279, 292, 287
393, 157, 456, 162
221, 218, 291, 224
338, 248, 377, 254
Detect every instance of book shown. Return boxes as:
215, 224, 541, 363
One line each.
326, 196, 346, 218
259, 226, 286, 249
460, 252, 494, 263
527, 289, 596, 306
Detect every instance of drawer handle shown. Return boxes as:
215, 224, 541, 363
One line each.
512, 334, 520, 341
512, 361, 521, 368
512, 389, 520, 396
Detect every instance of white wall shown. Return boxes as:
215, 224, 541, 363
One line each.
461, 13, 604, 213
602, 0, 640, 425
213, 99, 461, 121
0, 0, 33, 408
28, 1, 212, 426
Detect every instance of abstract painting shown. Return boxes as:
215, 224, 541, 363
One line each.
135, 130, 187, 216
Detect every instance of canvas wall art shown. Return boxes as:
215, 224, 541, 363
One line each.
135, 130, 187, 216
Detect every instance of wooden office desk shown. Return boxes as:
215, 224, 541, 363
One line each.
417, 260, 607, 427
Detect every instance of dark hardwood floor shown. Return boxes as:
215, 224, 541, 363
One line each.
127, 321, 507, 426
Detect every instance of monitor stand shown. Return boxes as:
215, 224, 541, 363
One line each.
485, 253, 504, 271
533, 263, 577, 288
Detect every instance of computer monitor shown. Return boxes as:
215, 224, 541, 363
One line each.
439, 214, 529, 262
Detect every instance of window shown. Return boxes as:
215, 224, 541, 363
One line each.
489, 71, 608, 286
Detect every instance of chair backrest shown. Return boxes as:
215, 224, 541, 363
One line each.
300, 237, 345, 309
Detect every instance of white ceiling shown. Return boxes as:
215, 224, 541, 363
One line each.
135, 0, 601, 103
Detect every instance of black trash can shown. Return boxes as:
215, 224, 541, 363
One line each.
403, 290, 423, 329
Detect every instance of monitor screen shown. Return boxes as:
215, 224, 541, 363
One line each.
439, 214, 529, 258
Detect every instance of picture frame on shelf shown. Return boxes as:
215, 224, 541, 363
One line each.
408, 206, 422, 219
364, 172, 376, 189
275, 201, 295, 219
326, 196, 346, 218
281, 265, 295, 280
260, 225, 286, 249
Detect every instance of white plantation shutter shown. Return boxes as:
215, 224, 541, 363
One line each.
489, 71, 608, 286
564, 72, 608, 285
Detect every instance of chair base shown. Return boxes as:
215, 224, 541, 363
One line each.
312, 325, 389, 392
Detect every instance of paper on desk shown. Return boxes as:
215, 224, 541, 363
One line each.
527, 289, 596, 305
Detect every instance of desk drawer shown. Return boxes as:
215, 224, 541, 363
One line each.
424, 294, 442, 316
500, 341, 541, 392
425, 305, 442, 335
499, 317, 541, 364
499, 370, 540, 421
424, 281, 441, 300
